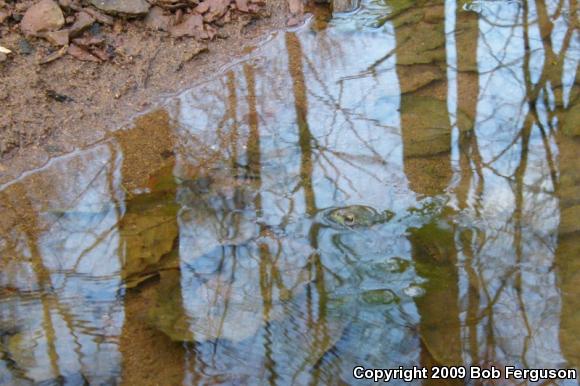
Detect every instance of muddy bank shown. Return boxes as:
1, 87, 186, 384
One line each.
0, 0, 302, 183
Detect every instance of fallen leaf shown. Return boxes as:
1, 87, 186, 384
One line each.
72, 36, 105, 47
38, 45, 68, 64
90, 47, 111, 61
68, 43, 101, 62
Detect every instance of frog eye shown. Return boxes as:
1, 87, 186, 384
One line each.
344, 214, 355, 224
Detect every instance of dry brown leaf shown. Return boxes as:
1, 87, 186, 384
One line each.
90, 47, 112, 61
68, 43, 101, 62
38, 45, 68, 64
72, 36, 105, 47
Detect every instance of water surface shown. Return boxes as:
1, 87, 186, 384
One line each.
1, 0, 579, 384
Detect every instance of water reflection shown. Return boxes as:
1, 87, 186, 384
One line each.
0, 0, 579, 384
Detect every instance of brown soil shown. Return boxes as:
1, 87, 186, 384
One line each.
0, 0, 300, 185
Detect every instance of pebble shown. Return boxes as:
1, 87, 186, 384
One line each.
145, 7, 171, 31
69, 11, 95, 37
18, 38, 34, 55
20, 0, 65, 36
82, 7, 114, 25
90, 0, 150, 16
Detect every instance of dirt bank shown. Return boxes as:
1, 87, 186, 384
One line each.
0, 0, 307, 184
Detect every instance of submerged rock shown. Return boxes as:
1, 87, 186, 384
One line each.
20, 0, 65, 36
90, 0, 150, 16
332, 0, 358, 13
120, 205, 179, 287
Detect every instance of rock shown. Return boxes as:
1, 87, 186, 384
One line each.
286, 15, 302, 27
153, 0, 190, 10
82, 7, 114, 25
90, 0, 150, 16
18, 38, 34, 55
169, 13, 206, 38
69, 11, 95, 37
21, 0, 65, 36
42, 29, 69, 45
145, 6, 171, 31
196, 0, 230, 22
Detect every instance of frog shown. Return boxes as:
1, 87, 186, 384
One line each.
325, 205, 395, 228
